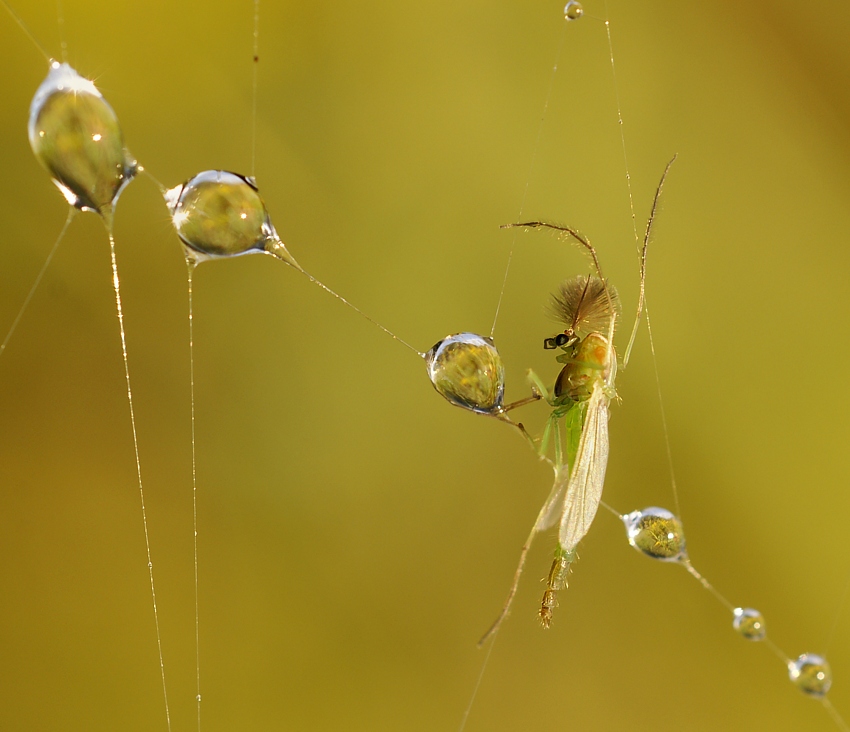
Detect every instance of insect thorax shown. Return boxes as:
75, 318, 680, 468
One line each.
553, 332, 614, 401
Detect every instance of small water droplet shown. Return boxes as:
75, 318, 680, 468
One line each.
733, 607, 766, 641
623, 507, 686, 561
564, 1, 584, 21
425, 333, 505, 414
28, 62, 137, 213
788, 653, 832, 697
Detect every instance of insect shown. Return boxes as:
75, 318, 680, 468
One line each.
478, 155, 676, 645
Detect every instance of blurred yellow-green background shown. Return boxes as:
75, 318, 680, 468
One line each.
1, 1, 850, 730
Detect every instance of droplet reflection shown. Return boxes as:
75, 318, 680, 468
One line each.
564, 1, 584, 21
788, 653, 832, 698
165, 170, 299, 268
425, 333, 505, 415
732, 607, 766, 641
28, 61, 137, 214
623, 507, 687, 562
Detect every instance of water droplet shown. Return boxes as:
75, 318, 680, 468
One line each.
166, 171, 270, 258
166, 170, 300, 268
564, 1, 584, 21
733, 607, 766, 641
28, 62, 137, 213
788, 653, 832, 697
425, 333, 505, 415
623, 507, 687, 562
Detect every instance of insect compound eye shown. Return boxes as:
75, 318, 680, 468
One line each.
543, 337, 557, 350
622, 506, 687, 562
554, 333, 570, 347
29, 62, 138, 214
425, 333, 505, 415
165, 170, 278, 261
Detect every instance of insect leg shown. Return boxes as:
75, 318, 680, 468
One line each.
477, 522, 540, 648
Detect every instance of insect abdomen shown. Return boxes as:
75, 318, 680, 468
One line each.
539, 546, 576, 628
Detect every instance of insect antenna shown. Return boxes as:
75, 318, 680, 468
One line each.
622, 153, 677, 367
548, 275, 620, 340
500, 221, 618, 346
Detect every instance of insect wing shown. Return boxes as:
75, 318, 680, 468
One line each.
534, 400, 586, 532
535, 467, 568, 532
558, 386, 610, 552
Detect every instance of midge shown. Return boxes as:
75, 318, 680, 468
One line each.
478, 155, 676, 645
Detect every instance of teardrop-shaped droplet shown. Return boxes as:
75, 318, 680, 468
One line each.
733, 607, 766, 641
564, 1, 584, 21
623, 507, 687, 562
165, 170, 299, 267
28, 61, 137, 213
788, 653, 832, 697
425, 333, 505, 415
166, 171, 273, 258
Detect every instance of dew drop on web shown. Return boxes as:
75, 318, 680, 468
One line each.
564, 1, 584, 21
165, 170, 299, 268
622, 506, 687, 562
788, 653, 832, 697
28, 62, 137, 214
732, 607, 766, 641
425, 333, 505, 415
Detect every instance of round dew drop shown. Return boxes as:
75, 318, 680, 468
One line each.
564, 1, 584, 21
425, 333, 505, 415
28, 62, 137, 214
732, 607, 766, 641
166, 170, 278, 260
623, 507, 687, 562
788, 653, 832, 698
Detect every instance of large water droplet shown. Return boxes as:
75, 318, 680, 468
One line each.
28, 62, 137, 214
165, 170, 299, 267
788, 653, 832, 697
733, 607, 766, 641
425, 333, 505, 415
564, 1, 584, 21
623, 507, 687, 562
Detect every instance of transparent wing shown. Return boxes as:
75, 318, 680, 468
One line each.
535, 401, 587, 532
535, 466, 568, 532
558, 386, 610, 552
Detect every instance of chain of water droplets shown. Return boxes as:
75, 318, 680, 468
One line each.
2, 1, 848, 731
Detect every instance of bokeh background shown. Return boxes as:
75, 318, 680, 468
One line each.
1, 1, 849, 730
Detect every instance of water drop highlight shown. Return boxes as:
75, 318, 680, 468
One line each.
564, 1, 584, 21
732, 607, 766, 641
425, 333, 505, 415
165, 170, 299, 268
28, 62, 137, 214
788, 653, 832, 698
623, 507, 686, 562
